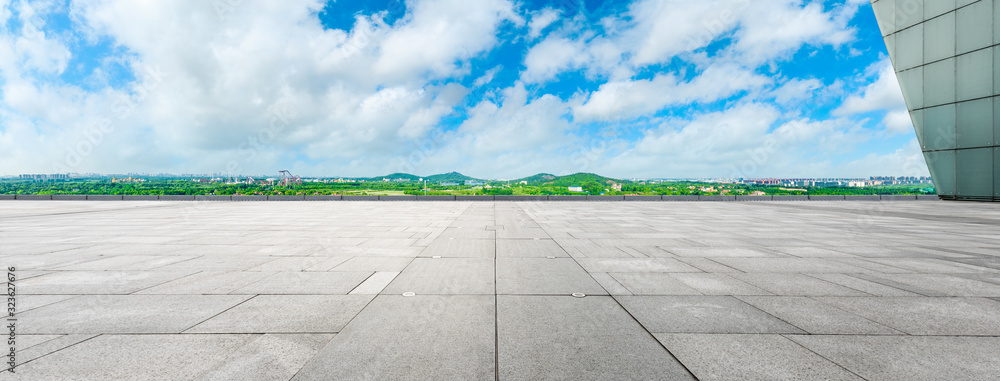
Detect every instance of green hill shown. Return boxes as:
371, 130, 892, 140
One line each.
425, 172, 481, 183
519, 173, 621, 186
514, 173, 558, 184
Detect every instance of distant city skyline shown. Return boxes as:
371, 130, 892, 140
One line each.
0, 0, 922, 179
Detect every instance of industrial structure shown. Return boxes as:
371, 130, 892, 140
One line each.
872, 0, 1000, 201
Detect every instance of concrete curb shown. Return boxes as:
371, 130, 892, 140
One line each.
51, 195, 87, 200
809, 195, 845, 201
880, 195, 917, 201
661, 195, 700, 201
267, 195, 305, 201
304, 195, 342, 201
625, 195, 662, 201
194, 195, 231, 201
699, 195, 737, 201
14, 195, 51, 200
87, 195, 123, 201
1, 194, 945, 202
735, 195, 772, 201
845, 195, 881, 201
232, 195, 268, 201
124, 195, 159, 201
457, 195, 493, 201
158, 195, 195, 201
415, 195, 457, 201
588, 195, 625, 201
772, 195, 809, 201
343, 195, 379, 201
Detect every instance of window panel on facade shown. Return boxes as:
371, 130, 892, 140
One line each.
894, 0, 925, 29
924, 58, 957, 107
995, 96, 1000, 145
895, 24, 924, 70
923, 104, 957, 150
957, 98, 994, 148
898, 67, 924, 109
874, 0, 897, 36
957, 0, 993, 54
926, 0, 958, 19
995, 148, 1000, 197
957, 48, 994, 101
956, 148, 994, 196
911, 109, 925, 142
924, 11, 956, 63
925, 150, 957, 196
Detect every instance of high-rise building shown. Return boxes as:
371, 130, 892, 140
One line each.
872, 0, 1000, 201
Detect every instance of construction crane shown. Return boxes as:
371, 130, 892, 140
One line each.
278, 170, 301, 186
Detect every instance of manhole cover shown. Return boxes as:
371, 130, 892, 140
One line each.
402, 292, 416, 297
571, 293, 586, 298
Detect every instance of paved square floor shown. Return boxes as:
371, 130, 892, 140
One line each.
2, 200, 1000, 380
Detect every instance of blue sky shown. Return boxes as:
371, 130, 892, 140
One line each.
0, 0, 927, 179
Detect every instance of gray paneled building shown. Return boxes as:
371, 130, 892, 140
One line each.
872, 0, 1000, 201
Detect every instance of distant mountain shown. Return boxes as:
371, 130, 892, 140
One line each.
546, 173, 622, 186
361, 172, 482, 183
367, 173, 421, 181
514, 173, 558, 184
517, 172, 622, 186
425, 172, 480, 183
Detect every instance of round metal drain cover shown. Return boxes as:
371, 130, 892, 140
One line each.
572, 293, 586, 298
402, 292, 416, 297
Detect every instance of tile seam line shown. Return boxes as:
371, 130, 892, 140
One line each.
11, 334, 101, 369
522, 201, 700, 381
493, 201, 500, 381
179, 294, 260, 334
780, 333, 872, 381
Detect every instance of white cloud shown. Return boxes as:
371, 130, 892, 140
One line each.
374, 0, 522, 81
521, 36, 587, 83
574, 64, 770, 122
770, 78, 823, 106
527, 8, 560, 39
834, 59, 906, 115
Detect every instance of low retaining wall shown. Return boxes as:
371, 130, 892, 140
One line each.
3, 194, 942, 201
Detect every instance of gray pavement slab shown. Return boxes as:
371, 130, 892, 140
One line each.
18, 294, 251, 334
656, 334, 863, 381
382, 257, 495, 294
616, 296, 805, 334
230, 271, 373, 295
4, 200, 1000, 379
609, 272, 703, 295
421, 238, 495, 257
788, 335, 1000, 381
576, 257, 701, 273
496, 238, 568, 257
497, 295, 695, 380
187, 295, 373, 333
291, 295, 495, 380
18, 270, 198, 294
737, 296, 901, 334
13, 334, 257, 380
813, 297, 1000, 335
195, 334, 335, 381
670, 273, 775, 295
710, 258, 871, 273
136, 270, 276, 294
348, 271, 400, 295
496, 257, 607, 295
728, 273, 871, 296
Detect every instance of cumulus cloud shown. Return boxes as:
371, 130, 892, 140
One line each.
0, 0, 918, 178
